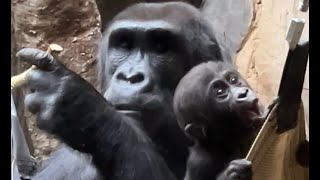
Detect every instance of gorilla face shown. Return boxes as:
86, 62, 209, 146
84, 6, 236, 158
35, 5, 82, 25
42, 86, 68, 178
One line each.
102, 22, 189, 124
104, 22, 188, 105
204, 63, 261, 124
97, 3, 224, 124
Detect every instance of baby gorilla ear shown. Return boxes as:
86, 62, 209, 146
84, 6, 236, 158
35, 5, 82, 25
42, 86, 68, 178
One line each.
185, 123, 207, 141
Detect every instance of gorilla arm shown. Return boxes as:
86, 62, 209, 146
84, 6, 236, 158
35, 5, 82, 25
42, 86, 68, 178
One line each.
17, 48, 176, 180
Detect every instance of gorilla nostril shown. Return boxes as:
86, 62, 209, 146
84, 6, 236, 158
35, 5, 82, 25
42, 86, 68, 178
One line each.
127, 73, 144, 84
116, 73, 127, 81
238, 88, 249, 99
116, 73, 145, 84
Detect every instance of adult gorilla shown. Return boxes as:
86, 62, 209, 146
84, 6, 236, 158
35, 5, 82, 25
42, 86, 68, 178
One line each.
18, 2, 231, 180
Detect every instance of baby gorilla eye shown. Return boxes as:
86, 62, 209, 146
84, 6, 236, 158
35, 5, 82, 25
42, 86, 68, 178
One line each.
210, 80, 229, 100
228, 75, 239, 85
216, 88, 228, 98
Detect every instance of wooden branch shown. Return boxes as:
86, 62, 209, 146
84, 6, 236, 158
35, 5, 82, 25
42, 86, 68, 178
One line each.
286, 18, 305, 50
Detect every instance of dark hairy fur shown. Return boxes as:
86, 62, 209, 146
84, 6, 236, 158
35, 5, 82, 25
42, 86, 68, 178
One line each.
18, 2, 234, 180
173, 61, 264, 180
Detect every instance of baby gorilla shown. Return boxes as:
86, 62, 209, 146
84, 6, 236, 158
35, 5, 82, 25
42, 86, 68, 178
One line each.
173, 61, 264, 180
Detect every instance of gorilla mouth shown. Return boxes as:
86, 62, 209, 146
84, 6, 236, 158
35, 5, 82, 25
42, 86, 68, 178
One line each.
109, 93, 166, 120
115, 104, 141, 111
115, 104, 141, 113
116, 105, 142, 120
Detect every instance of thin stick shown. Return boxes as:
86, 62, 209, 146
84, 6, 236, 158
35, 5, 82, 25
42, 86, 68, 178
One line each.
245, 103, 278, 161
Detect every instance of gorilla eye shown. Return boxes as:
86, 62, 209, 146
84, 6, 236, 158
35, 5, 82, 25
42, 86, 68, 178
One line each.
228, 75, 239, 84
148, 30, 175, 54
216, 88, 227, 98
211, 81, 229, 99
151, 39, 168, 54
109, 30, 134, 51
117, 36, 133, 50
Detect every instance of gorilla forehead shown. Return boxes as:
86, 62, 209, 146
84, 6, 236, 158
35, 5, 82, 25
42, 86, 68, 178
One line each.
103, 2, 203, 39
201, 61, 235, 74
107, 20, 177, 35
113, 2, 202, 24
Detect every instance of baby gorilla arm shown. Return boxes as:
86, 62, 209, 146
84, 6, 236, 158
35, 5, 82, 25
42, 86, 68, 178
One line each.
17, 48, 176, 180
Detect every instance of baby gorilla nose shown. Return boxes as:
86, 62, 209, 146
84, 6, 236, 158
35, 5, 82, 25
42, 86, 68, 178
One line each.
236, 87, 249, 101
116, 72, 145, 84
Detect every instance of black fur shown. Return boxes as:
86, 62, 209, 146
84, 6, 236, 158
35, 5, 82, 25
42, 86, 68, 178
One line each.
18, 48, 177, 180
173, 61, 264, 180
18, 2, 230, 180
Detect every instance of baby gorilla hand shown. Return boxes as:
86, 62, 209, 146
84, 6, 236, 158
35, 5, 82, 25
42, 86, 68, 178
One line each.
17, 48, 107, 150
217, 159, 252, 180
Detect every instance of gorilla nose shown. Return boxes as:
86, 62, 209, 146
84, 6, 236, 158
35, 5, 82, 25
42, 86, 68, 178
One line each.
236, 88, 249, 101
107, 67, 154, 100
117, 72, 145, 84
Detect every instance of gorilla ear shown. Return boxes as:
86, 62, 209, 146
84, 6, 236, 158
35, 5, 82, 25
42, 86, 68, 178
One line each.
185, 123, 207, 141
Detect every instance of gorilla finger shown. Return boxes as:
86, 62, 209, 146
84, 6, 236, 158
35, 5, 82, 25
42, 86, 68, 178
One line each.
226, 160, 252, 176
228, 172, 241, 179
25, 93, 45, 114
36, 109, 55, 131
226, 164, 251, 173
16, 48, 63, 71
230, 159, 252, 167
27, 69, 53, 91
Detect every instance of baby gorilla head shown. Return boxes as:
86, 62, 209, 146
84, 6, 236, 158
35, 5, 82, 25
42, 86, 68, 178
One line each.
173, 61, 263, 145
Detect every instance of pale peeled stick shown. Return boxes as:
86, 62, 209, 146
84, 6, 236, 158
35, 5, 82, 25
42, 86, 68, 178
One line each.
11, 44, 63, 89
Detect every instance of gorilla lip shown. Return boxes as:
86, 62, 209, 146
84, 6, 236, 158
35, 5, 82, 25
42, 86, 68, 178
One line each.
115, 104, 141, 111
115, 104, 142, 118
118, 110, 142, 120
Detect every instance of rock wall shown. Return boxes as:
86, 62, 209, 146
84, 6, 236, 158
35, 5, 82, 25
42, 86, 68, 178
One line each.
12, 0, 101, 162
235, 0, 309, 139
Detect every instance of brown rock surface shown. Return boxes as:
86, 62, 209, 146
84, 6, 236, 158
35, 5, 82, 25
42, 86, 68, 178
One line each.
12, 0, 101, 162
235, 0, 309, 139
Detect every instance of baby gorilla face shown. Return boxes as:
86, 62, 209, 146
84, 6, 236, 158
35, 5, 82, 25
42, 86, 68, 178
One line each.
173, 61, 263, 141
207, 68, 261, 126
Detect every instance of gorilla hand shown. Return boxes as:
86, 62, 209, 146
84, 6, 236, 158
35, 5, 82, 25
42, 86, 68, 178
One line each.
217, 159, 252, 180
17, 48, 109, 152
17, 48, 178, 180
